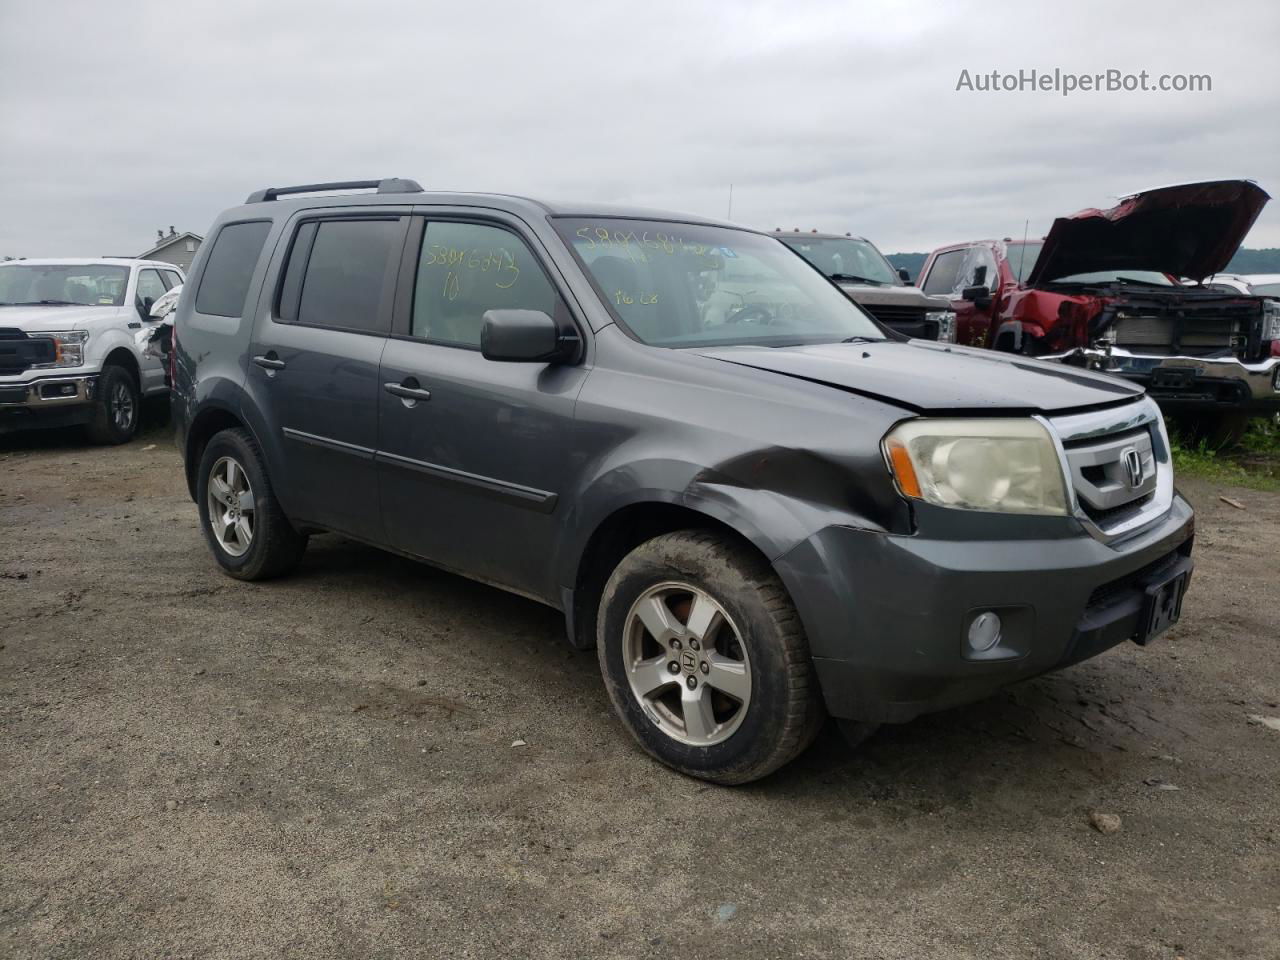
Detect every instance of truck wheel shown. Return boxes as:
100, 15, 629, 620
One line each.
196, 427, 307, 580
1200, 412, 1252, 449
596, 530, 825, 784
85, 365, 139, 445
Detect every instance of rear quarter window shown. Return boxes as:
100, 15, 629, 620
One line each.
194, 220, 271, 318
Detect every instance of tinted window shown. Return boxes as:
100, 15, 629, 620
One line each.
137, 269, 168, 304
412, 221, 557, 347
195, 220, 271, 317
921, 249, 966, 296
292, 219, 401, 332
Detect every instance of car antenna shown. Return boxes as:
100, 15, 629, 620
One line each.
1018, 218, 1030, 280
727, 183, 734, 220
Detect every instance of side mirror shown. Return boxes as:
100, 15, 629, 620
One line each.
897, 267, 912, 284
961, 285, 991, 303
480, 309, 574, 363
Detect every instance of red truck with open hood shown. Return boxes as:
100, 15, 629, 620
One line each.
918, 180, 1280, 438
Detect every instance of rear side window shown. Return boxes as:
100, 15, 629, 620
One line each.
920, 249, 966, 296
411, 221, 557, 347
195, 220, 271, 317
279, 218, 402, 333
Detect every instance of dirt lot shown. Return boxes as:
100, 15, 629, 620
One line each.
2, 417, 1278, 960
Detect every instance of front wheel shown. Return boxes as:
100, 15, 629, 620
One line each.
596, 530, 825, 784
196, 427, 307, 580
85, 365, 139, 445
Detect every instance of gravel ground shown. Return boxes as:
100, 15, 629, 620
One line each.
2, 417, 1279, 960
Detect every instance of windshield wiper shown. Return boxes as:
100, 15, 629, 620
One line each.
829, 273, 886, 286
6, 299, 83, 306
1112, 277, 1171, 287
841, 335, 883, 343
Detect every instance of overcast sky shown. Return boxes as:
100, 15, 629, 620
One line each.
1, 0, 1277, 258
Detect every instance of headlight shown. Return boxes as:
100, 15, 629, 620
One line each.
883, 418, 1069, 515
926, 310, 957, 343
33, 330, 90, 368
1261, 300, 1280, 341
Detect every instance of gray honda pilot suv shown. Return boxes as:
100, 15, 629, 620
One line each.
173, 178, 1195, 784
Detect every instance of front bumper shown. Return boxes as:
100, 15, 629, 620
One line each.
1049, 348, 1280, 411
0, 375, 96, 433
775, 494, 1195, 724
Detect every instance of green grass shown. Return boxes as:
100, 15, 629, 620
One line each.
1168, 415, 1280, 492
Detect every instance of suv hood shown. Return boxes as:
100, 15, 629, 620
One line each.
1027, 179, 1269, 285
697, 339, 1142, 414
836, 283, 952, 310
0, 305, 121, 332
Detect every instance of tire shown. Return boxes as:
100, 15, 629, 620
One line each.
196, 427, 307, 580
596, 530, 825, 784
1201, 412, 1251, 450
85, 364, 139, 445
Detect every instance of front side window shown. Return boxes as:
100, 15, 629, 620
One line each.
779, 236, 899, 286
0, 263, 130, 307
137, 269, 168, 305
920, 249, 966, 296
195, 220, 271, 317
554, 219, 884, 348
162, 270, 183, 289
411, 221, 558, 347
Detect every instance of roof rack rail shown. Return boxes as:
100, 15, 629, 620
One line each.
245, 178, 423, 204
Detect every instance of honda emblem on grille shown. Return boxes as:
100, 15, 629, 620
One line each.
1122, 447, 1144, 489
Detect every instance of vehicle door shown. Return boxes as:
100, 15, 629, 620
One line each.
133, 267, 171, 394
246, 212, 408, 542
376, 215, 590, 602
949, 244, 1001, 347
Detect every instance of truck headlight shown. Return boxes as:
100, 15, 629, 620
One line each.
926, 310, 957, 343
1262, 300, 1280, 342
883, 418, 1069, 515
34, 330, 90, 367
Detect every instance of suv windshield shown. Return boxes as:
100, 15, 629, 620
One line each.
555, 219, 885, 348
1048, 270, 1175, 286
0, 263, 129, 306
777, 235, 899, 286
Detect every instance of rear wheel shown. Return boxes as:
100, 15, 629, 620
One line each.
196, 427, 307, 580
596, 530, 824, 784
85, 365, 139, 445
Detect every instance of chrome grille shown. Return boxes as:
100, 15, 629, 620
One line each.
1044, 398, 1174, 544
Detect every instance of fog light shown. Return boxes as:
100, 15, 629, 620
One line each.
967, 611, 1002, 653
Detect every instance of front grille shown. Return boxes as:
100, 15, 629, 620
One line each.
0, 328, 56, 375
1048, 399, 1172, 543
1061, 424, 1157, 521
862, 304, 928, 326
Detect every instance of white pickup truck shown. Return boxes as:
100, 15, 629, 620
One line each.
0, 258, 184, 443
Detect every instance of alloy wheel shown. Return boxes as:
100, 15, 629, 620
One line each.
622, 581, 752, 747
207, 456, 255, 557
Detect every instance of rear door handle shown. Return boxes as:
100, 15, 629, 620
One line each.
384, 381, 432, 402
253, 354, 286, 370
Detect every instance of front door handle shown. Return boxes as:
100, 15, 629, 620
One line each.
384, 381, 432, 402
253, 354, 286, 370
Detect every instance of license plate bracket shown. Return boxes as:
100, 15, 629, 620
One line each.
1150, 367, 1196, 391
1134, 559, 1192, 646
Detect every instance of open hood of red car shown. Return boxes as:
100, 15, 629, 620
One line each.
1026, 179, 1270, 285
